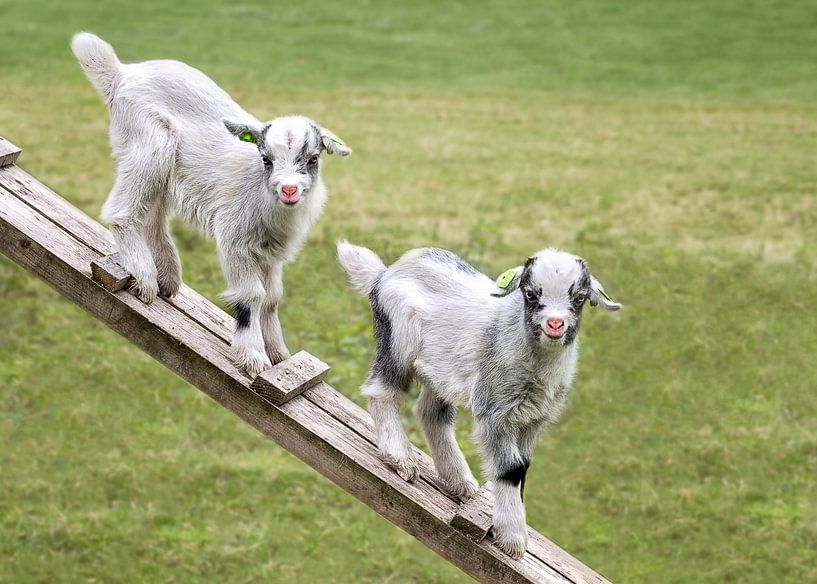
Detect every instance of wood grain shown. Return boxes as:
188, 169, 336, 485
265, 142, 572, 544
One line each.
0, 136, 21, 168
452, 484, 495, 542
90, 252, 133, 292
0, 163, 613, 584
251, 350, 330, 405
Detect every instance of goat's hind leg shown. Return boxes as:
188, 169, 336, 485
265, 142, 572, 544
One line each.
363, 374, 419, 482
102, 115, 176, 304
416, 387, 478, 500
102, 170, 160, 304
144, 197, 182, 298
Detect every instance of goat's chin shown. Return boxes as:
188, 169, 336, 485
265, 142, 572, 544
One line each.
538, 333, 567, 348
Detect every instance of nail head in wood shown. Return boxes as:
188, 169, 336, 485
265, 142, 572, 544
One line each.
91, 252, 133, 292
451, 483, 495, 542
0, 136, 22, 168
251, 350, 330, 405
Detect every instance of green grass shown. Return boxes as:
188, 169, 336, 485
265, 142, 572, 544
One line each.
1, 1, 816, 582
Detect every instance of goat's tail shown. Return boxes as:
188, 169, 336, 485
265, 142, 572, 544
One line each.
337, 241, 386, 296
71, 32, 122, 101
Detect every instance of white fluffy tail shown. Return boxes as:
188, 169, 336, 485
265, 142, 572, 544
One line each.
337, 240, 386, 296
71, 32, 121, 100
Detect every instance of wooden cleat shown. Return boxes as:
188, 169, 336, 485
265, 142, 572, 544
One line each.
0, 136, 22, 168
451, 483, 495, 542
251, 350, 330, 405
90, 253, 133, 292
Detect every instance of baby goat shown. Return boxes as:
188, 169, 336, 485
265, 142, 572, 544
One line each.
337, 242, 620, 559
72, 33, 351, 375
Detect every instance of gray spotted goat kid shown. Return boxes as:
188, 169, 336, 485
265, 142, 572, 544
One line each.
71, 33, 351, 376
337, 242, 620, 559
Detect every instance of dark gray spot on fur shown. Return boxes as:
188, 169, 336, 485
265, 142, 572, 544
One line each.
422, 248, 479, 276
418, 392, 456, 426
370, 283, 412, 391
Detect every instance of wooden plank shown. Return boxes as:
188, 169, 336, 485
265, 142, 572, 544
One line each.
90, 252, 133, 292
0, 164, 462, 517
0, 164, 233, 343
527, 531, 611, 584
0, 136, 21, 168
251, 350, 330, 405
0, 166, 462, 500
0, 175, 579, 584
452, 484, 495, 542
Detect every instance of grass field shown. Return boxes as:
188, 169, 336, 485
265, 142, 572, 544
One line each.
1, 1, 816, 582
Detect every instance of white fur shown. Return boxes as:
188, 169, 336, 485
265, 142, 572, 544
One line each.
72, 32, 350, 375
338, 243, 619, 558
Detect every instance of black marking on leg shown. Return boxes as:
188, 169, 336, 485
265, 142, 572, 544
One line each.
498, 458, 530, 501
233, 301, 252, 329
370, 285, 412, 392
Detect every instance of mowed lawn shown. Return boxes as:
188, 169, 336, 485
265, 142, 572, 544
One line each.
1, 1, 816, 582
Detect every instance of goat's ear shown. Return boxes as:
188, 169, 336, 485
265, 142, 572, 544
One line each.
492, 266, 523, 297
588, 275, 621, 311
223, 119, 265, 147
319, 127, 352, 157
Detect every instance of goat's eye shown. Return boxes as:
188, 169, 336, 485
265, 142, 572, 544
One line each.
523, 289, 538, 303
308, 154, 319, 165
261, 155, 273, 168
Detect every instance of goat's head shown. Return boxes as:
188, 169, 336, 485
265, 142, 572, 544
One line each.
223, 115, 351, 207
495, 249, 620, 347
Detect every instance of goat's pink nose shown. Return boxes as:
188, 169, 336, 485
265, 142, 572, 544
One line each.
546, 318, 564, 330
281, 185, 298, 197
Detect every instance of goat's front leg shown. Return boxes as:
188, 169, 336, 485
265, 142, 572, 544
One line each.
517, 419, 546, 503
260, 259, 290, 365
218, 245, 271, 376
475, 418, 528, 559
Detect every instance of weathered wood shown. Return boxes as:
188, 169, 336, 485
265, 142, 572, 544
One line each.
0, 165, 234, 341
90, 252, 133, 292
0, 163, 613, 584
0, 136, 21, 168
251, 350, 330, 405
452, 484, 495, 542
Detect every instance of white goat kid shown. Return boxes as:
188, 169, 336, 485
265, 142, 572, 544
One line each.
337, 242, 620, 559
71, 33, 351, 375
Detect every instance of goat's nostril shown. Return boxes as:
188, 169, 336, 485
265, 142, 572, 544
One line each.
281, 185, 298, 196
546, 318, 564, 330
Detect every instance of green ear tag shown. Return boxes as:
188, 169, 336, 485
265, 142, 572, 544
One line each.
239, 131, 256, 144
322, 129, 346, 147
598, 286, 612, 301
496, 268, 519, 289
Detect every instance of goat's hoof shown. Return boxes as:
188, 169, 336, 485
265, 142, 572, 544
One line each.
266, 348, 291, 366
493, 529, 528, 560
381, 451, 419, 483
157, 274, 181, 298
130, 278, 159, 305
237, 352, 273, 377
441, 476, 480, 501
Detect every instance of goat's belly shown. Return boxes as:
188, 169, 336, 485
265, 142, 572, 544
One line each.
170, 185, 219, 237
414, 354, 477, 408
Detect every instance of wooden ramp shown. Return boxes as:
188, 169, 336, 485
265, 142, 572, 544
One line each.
0, 136, 611, 584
